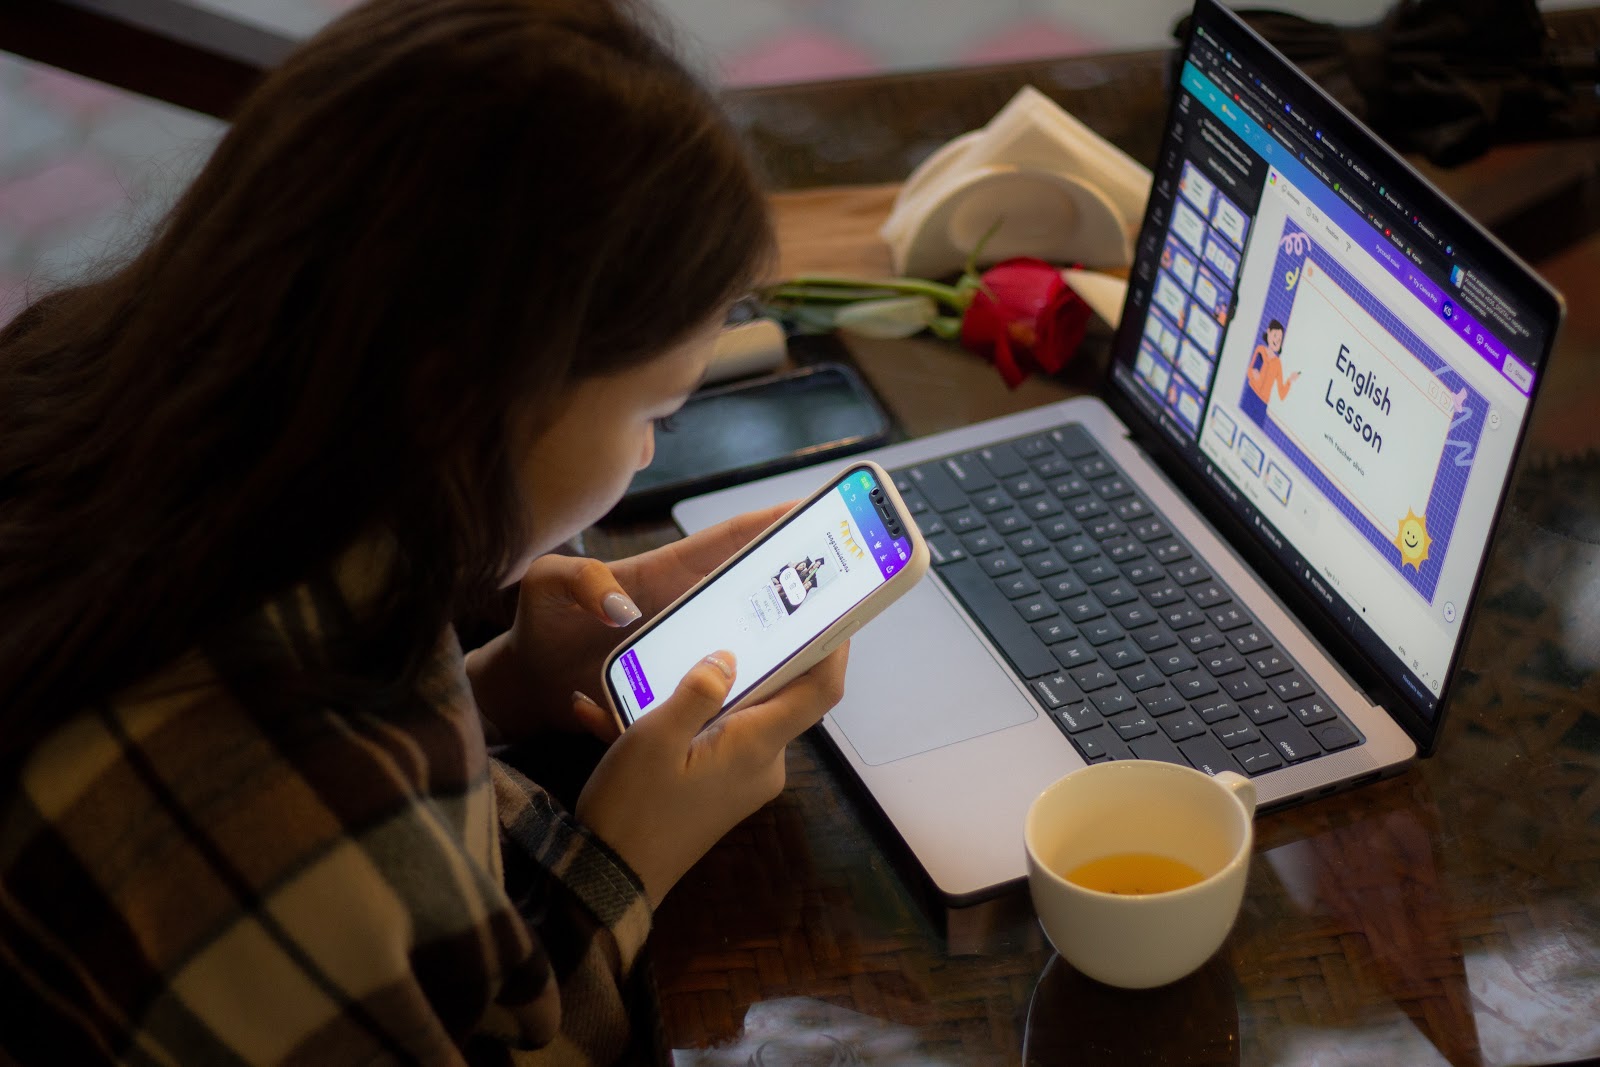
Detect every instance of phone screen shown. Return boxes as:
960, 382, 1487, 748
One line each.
608, 466, 914, 723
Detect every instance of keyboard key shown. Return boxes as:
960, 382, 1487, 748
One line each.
1104, 537, 1148, 564
1131, 517, 1171, 542
916, 513, 947, 537
1122, 560, 1165, 585
1086, 516, 1127, 540
899, 490, 929, 514
962, 530, 1003, 555
1133, 626, 1179, 653
1250, 650, 1293, 676
1058, 534, 1100, 563
1051, 425, 1100, 458
1153, 649, 1198, 675
1223, 673, 1268, 700
1043, 573, 1088, 601
1144, 582, 1185, 607
1160, 709, 1207, 742
1054, 704, 1104, 734
1112, 602, 1160, 630
1139, 688, 1187, 716
1071, 664, 1118, 692
1172, 671, 1220, 700
1069, 726, 1130, 762
1014, 595, 1059, 623
1094, 580, 1138, 607
992, 509, 1031, 535
892, 473, 912, 493
1290, 697, 1336, 726
1168, 561, 1211, 585
980, 443, 1030, 478
1215, 720, 1260, 748
1241, 695, 1289, 725
1032, 672, 1085, 709
980, 552, 1022, 577
1013, 437, 1055, 461
1076, 455, 1114, 480
1092, 688, 1137, 716
1109, 710, 1157, 741
1269, 673, 1314, 702
944, 454, 994, 493
1049, 474, 1092, 499
1114, 496, 1153, 522
1310, 721, 1360, 751
1236, 742, 1285, 775
1052, 638, 1097, 669
1189, 583, 1231, 609
1207, 605, 1252, 631
1128, 733, 1189, 766
938, 557, 1060, 679
1118, 663, 1164, 692
905, 463, 966, 511
1005, 474, 1045, 499
1025, 495, 1066, 520
1182, 627, 1226, 653
1033, 618, 1077, 644
1060, 595, 1107, 623
1200, 649, 1245, 676
1074, 558, 1119, 584
1007, 530, 1049, 555
1095, 476, 1134, 500
927, 534, 966, 565
1161, 605, 1206, 630
1102, 641, 1145, 670
973, 489, 1013, 514
1178, 733, 1242, 777
1025, 551, 1069, 578
949, 509, 986, 534
1067, 496, 1108, 521
1227, 630, 1270, 657
1034, 455, 1073, 478
997, 573, 1041, 599
1082, 619, 1125, 646
1152, 540, 1192, 564
1194, 697, 1241, 723
1040, 516, 1081, 541
1261, 719, 1320, 762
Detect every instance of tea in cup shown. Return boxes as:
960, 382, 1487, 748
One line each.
1024, 760, 1256, 988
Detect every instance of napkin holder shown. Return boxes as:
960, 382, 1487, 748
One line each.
881, 86, 1152, 286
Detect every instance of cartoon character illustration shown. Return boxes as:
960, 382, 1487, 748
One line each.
1393, 509, 1432, 570
1241, 319, 1300, 425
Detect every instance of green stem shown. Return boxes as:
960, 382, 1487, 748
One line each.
779, 274, 969, 309
766, 284, 907, 304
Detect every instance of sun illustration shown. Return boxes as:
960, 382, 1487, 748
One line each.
1393, 509, 1432, 570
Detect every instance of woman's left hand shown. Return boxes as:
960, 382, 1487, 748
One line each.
466, 502, 792, 745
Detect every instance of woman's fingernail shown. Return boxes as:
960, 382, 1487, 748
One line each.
602, 591, 642, 626
701, 652, 735, 680
572, 689, 602, 709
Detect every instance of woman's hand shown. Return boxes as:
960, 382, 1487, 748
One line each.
466, 503, 793, 744
574, 643, 849, 907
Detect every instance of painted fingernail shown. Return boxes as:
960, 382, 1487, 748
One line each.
602, 591, 642, 626
701, 652, 735, 680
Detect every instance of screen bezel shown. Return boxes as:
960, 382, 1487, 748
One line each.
1101, 0, 1565, 754
606, 461, 912, 724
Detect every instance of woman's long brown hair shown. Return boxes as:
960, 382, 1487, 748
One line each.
0, 0, 772, 765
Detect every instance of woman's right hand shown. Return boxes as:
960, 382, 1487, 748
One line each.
573, 645, 848, 908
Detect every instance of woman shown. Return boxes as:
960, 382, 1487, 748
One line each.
0, 0, 846, 1062
1243, 318, 1299, 425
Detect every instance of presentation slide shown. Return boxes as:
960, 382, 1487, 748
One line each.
1231, 220, 1486, 603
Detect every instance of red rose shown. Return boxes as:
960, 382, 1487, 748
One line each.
959, 258, 1092, 388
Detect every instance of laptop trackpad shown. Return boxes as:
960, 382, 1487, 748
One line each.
829, 583, 1037, 766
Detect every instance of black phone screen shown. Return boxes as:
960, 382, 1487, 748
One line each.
617, 362, 890, 513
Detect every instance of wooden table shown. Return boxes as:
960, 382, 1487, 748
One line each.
585, 30, 1600, 1067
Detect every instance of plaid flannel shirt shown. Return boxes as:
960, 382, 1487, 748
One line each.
0, 560, 653, 1064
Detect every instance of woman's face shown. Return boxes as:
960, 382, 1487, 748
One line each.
508, 317, 722, 580
1267, 327, 1284, 352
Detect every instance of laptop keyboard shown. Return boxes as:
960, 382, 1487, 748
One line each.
890, 423, 1365, 777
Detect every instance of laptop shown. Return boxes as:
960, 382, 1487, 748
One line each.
676, 0, 1565, 902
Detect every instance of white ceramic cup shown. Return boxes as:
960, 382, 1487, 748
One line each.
1024, 761, 1257, 989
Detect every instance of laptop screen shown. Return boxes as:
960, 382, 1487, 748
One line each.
1107, 0, 1561, 735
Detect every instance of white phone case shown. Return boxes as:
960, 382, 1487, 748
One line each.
603, 460, 930, 726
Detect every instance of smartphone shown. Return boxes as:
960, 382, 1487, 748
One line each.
611, 361, 891, 518
603, 460, 928, 727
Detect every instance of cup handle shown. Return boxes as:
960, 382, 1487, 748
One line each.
1215, 771, 1258, 817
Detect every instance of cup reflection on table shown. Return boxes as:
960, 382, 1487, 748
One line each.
1024, 761, 1257, 989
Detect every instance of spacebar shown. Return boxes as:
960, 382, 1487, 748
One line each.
938, 558, 1060, 680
